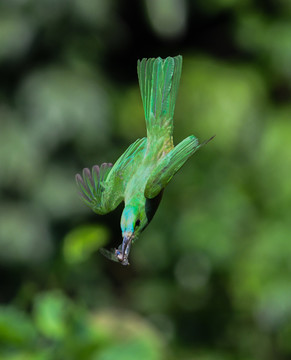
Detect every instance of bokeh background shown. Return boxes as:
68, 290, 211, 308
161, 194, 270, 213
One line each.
1, 0, 291, 359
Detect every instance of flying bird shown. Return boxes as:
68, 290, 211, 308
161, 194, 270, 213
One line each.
76, 55, 213, 265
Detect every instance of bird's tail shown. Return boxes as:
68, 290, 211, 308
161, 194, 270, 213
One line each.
137, 55, 182, 141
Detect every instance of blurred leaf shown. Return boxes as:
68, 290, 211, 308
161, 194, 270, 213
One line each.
231, 217, 291, 329
255, 281, 291, 331
33, 291, 71, 340
72, 0, 115, 28
278, 321, 291, 353
0, 306, 36, 347
0, 107, 44, 193
95, 337, 160, 360
0, 13, 34, 61
256, 106, 291, 212
0, 352, 50, 360
28, 0, 69, 24
17, 67, 111, 151
236, 14, 291, 80
90, 310, 164, 360
145, 0, 187, 39
63, 225, 109, 264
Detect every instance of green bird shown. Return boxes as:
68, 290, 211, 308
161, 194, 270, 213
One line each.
76, 55, 213, 265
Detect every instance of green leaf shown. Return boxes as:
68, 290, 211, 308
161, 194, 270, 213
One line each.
90, 310, 164, 360
0, 306, 36, 347
0, 351, 50, 360
95, 338, 161, 360
63, 225, 109, 264
33, 291, 71, 340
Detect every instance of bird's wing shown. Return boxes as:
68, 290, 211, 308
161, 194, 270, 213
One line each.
76, 137, 147, 214
145, 135, 212, 199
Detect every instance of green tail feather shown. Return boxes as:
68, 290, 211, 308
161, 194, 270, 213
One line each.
137, 55, 182, 139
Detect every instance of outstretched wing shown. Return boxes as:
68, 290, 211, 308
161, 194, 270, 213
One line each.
76, 163, 116, 215
144, 135, 214, 199
76, 137, 147, 214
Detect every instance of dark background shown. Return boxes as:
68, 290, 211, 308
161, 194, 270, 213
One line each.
0, 0, 291, 359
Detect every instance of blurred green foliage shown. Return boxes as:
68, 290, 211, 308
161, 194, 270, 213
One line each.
63, 225, 109, 264
0, 0, 291, 359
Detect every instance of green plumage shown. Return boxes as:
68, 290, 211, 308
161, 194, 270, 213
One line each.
137, 56, 182, 141
76, 55, 213, 265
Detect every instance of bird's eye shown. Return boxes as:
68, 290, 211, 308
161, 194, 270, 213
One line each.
135, 219, 141, 227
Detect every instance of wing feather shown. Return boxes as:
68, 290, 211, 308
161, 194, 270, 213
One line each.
76, 138, 147, 214
144, 135, 201, 199
145, 135, 214, 199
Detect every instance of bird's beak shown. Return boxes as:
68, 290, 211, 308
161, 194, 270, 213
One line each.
117, 231, 133, 264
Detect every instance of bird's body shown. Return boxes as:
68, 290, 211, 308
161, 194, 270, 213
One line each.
76, 55, 213, 265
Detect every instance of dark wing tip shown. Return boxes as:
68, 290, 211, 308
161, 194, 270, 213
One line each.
101, 162, 113, 170
76, 162, 114, 211
82, 167, 94, 189
92, 165, 100, 173
75, 171, 93, 203
82, 167, 91, 178
75, 173, 85, 187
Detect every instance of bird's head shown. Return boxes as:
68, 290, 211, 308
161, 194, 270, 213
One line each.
118, 204, 147, 264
